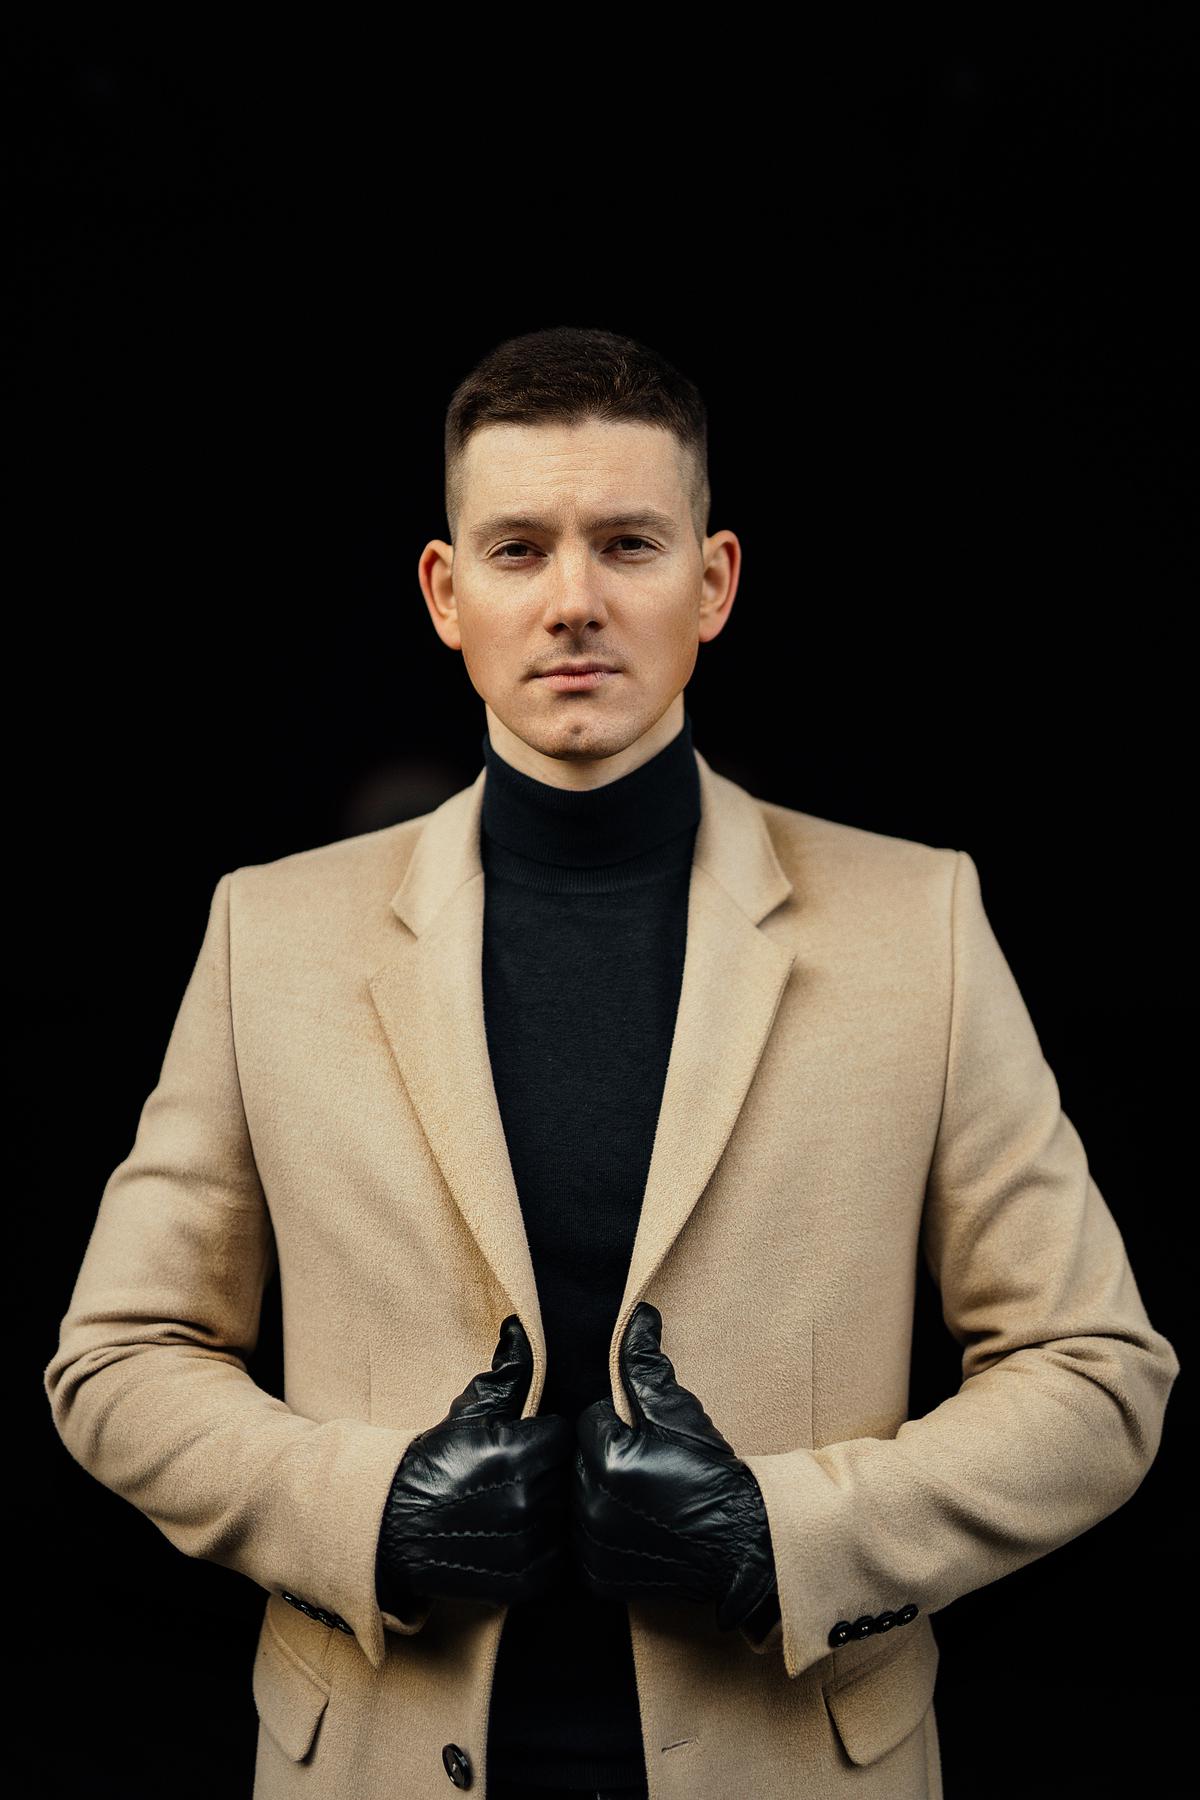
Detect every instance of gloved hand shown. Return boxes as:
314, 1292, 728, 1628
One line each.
572, 1302, 779, 1634
375, 1314, 573, 1616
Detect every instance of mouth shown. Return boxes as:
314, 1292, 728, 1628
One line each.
533, 668, 621, 692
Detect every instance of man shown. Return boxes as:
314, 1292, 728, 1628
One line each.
44, 325, 1180, 1800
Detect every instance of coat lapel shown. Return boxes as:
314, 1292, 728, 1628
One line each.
367, 744, 797, 1422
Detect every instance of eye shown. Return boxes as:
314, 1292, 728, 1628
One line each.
491, 537, 656, 561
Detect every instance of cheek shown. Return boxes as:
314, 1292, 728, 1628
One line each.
663, 600, 702, 660
457, 635, 499, 697
458, 619, 499, 674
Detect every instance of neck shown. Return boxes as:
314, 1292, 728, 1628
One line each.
479, 708, 702, 895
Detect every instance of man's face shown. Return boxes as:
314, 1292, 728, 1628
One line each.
419, 417, 739, 784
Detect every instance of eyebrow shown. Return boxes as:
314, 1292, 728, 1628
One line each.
467, 508, 680, 549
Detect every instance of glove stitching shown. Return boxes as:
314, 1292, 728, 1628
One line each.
573, 1509, 704, 1576
396, 1557, 541, 1578
398, 1521, 544, 1541
583, 1469, 732, 1576
392, 1468, 532, 1514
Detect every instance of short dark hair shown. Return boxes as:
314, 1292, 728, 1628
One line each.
443, 324, 710, 545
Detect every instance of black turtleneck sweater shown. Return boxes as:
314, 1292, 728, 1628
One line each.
481, 709, 702, 1792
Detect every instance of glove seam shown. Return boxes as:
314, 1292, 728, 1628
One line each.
574, 1509, 710, 1577
588, 1470, 728, 1556
388, 1467, 532, 1513
390, 1556, 543, 1578
389, 1520, 543, 1542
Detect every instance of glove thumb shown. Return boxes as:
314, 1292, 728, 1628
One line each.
619, 1302, 737, 1456
444, 1313, 534, 1423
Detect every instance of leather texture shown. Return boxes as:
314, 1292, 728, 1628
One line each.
374, 1313, 574, 1615
574, 1302, 779, 1633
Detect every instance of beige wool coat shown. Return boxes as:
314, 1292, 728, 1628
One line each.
44, 744, 1181, 1798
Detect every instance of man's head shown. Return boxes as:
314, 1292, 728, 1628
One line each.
419, 325, 740, 789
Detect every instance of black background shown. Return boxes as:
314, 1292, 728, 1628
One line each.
12, 19, 1191, 1797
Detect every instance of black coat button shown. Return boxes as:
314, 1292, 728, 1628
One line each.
441, 1743, 472, 1789
829, 1604, 919, 1648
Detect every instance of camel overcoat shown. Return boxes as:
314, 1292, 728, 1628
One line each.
44, 746, 1181, 1798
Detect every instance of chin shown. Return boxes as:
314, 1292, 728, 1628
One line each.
553, 706, 636, 737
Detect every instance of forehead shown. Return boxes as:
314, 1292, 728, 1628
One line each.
460, 418, 687, 512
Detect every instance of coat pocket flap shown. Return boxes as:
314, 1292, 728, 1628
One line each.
253, 1609, 331, 1764
823, 1623, 939, 1768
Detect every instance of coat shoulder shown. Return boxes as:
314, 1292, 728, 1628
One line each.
752, 791, 959, 905
738, 794, 962, 970
219, 787, 459, 937
232, 814, 426, 894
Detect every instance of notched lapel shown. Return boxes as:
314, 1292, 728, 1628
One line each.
367, 767, 547, 1403
367, 877, 545, 1385
608, 860, 797, 1424
365, 747, 799, 1425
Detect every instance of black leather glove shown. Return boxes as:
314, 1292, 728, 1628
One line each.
375, 1314, 574, 1616
573, 1302, 779, 1634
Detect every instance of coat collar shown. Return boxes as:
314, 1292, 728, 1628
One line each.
367, 745, 797, 1423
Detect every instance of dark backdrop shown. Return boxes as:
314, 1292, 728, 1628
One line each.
12, 21, 1190, 1797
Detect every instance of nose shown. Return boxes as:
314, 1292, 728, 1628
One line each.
539, 546, 612, 633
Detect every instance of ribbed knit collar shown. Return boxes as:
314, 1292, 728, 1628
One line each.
479, 709, 701, 891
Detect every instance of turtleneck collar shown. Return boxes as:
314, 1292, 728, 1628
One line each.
480, 708, 701, 888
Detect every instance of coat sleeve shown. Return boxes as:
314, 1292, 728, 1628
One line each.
740, 848, 1182, 1680
42, 870, 432, 1673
